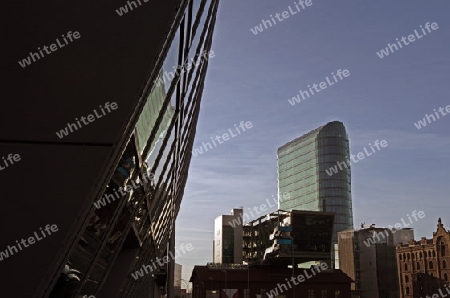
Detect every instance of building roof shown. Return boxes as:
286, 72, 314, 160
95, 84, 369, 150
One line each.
189, 265, 353, 283
277, 121, 344, 152
396, 218, 449, 249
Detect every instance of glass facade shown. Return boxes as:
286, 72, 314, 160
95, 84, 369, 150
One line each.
277, 121, 353, 265
48, 0, 220, 297
222, 225, 235, 264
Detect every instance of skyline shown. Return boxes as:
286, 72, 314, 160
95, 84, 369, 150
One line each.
175, 0, 450, 283
177, 116, 449, 281
4, 0, 448, 295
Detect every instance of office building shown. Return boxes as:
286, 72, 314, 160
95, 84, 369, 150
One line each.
396, 218, 449, 298
214, 209, 244, 264
243, 210, 334, 267
2, 0, 219, 296
338, 225, 414, 298
277, 121, 353, 267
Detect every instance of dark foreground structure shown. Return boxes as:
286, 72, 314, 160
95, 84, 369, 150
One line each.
2, 0, 219, 297
190, 264, 353, 298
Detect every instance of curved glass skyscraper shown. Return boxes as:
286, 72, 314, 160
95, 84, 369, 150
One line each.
277, 121, 353, 267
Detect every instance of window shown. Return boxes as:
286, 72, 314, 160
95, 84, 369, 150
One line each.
399, 254, 402, 261
433, 250, 436, 258
405, 263, 408, 271
405, 275, 409, 283
429, 261, 433, 269
417, 262, 420, 270
334, 290, 341, 298
442, 242, 446, 256
444, 273, 448, 281
406, 287, 410, 295
244, 289, 249, 298
443, 260, 447, 269
308, 290, 315, 298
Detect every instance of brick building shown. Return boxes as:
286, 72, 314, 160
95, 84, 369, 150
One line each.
396, 218, 450, 298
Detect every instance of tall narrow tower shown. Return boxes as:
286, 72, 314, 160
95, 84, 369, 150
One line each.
213, 208, 244, 264
277, 121, 353, 267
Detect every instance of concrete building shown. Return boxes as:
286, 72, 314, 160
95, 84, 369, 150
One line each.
214, 208, 244, 264
190, 263, 353, 298
175, 263, 182, 298
1, 0, 220, 296
393, 228, 417, 246
397, 218, 450, 298
338, 225, 414, 298
277, 121, 353, 267
243, 209, 334, 267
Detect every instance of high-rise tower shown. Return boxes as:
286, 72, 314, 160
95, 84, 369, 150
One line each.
277, 121, 353, 267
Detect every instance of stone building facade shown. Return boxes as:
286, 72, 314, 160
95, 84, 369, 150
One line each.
396, 218, 450, 298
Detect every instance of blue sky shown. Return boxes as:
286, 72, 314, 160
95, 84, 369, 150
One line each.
175, 0, 450, 282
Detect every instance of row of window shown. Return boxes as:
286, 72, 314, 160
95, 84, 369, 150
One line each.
317, 136, 348, 146
278, 148, 316, 171
279, 153, 351, 176
404, 272, 448, 284
308, 289, 342, 298
279, 172, 317, 189
278, 137, 316, 159
404, 282, 450, 296
399, 243, 446, 261
403, 260, 447, 271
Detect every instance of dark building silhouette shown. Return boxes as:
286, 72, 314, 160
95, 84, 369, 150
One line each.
243, 210, 334, 267
190, 264, 353, 298
2, 0, 219, 297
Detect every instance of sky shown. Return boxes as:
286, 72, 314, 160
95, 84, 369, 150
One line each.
175, 0, 450, 283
